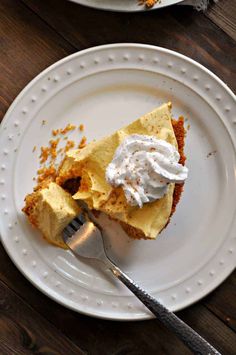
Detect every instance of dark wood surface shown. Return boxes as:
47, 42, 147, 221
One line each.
0, 0, 236, 354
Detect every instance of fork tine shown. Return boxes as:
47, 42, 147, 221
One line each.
63, 228, 71, 240
74, 216, 83, 226
66, 224, 77, 238
70, 218, 81, 231
76, 213, 87, 224
63, 212, 87, 241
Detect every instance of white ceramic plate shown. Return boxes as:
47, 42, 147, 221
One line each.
0, 44, 235, 320
69, 0, 182, 12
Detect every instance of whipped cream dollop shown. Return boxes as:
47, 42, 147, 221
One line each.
106, 134, 188, 208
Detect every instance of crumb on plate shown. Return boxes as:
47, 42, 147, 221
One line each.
78, 136, 87, 149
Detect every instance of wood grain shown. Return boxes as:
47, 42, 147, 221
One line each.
204, 271, 236, 333
0, 244, 236, 355
0, 277, 84, 354
206, 0, 236, 42
0, 0, 74, 121
21, 0, 236, 92
0, 245, 192, 355
0, 0, 236, 354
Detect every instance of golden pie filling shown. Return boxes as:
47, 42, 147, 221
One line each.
23, 103, 186, 248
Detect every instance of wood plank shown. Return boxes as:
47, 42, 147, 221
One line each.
0, 244, 236, 355
178, 303, 236, 355
0, 0, 75, 121
0, 277, 84, 354
203, 271, 236, 333
206, 0, 236, 42
0, 245, 191, 355
21, 0, 236, 92
1, 1, 236, 354
169, 5, 236, 92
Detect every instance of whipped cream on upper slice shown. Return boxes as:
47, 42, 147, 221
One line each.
106, 134, 188, 208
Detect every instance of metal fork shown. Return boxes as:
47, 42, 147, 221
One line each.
63, 210, 220, 355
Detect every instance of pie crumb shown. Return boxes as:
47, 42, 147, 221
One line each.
139, 0, 158, 8
78, 136, 87, 149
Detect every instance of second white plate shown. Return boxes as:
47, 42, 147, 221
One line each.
69, 0, 182, 12
0, 44, 235, 320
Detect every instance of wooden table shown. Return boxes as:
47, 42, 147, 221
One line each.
0, 1, 235, 354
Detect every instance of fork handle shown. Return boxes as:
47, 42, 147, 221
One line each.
109, 264, 220, 355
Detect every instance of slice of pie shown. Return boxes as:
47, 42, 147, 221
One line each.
23, 102, 187, 248
23, 182, 80, 248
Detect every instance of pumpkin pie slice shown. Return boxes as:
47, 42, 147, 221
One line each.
57, 102, 186, 240
23, 103, 186, 247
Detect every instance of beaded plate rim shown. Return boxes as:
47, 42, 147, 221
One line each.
0, 44, 235, 320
